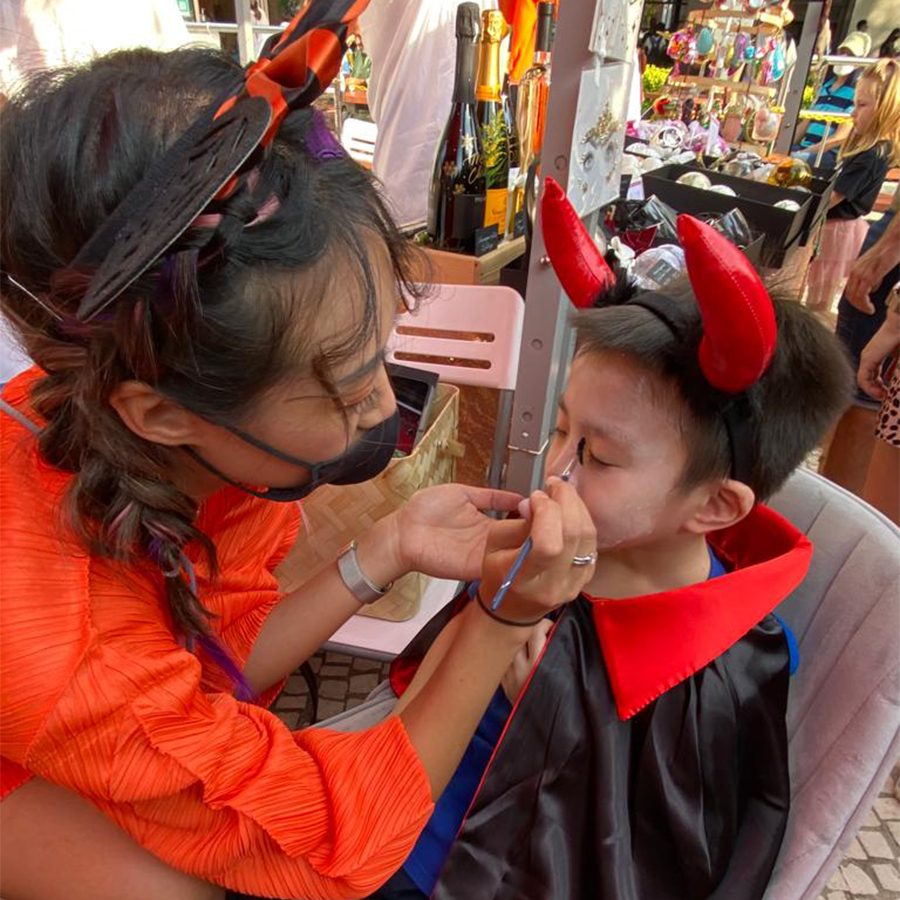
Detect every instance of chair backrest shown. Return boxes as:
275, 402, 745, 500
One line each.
387, 284, 525, 391
339, 117, 377, 167
764, 467, 900, 900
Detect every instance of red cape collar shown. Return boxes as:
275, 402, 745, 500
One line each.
586, 503, 811, 721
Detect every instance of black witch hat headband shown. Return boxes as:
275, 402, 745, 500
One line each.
71, 0, 370, 323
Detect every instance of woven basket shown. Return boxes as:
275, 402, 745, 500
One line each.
277, 383, 463, 621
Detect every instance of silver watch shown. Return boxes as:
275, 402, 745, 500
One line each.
336, 540, 393, 605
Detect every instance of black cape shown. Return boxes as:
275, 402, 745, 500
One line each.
389, 505, 807, 899
422, 598, 789, 899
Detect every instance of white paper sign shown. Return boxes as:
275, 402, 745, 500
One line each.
590, 0, 645, 62
566, 63, 629, 218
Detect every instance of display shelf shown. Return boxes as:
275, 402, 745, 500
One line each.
687, 8, 788, 27
668, 75, 777, 99
416, 237, 527, 286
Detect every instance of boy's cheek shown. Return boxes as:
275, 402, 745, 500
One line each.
587, 488, 664, 551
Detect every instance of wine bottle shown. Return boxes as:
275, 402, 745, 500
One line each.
428, 3, 486, 252
475, 9, 510, 234
503, 74, 522, 238
517, 2, 554, 183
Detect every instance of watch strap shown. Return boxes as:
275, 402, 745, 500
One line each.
336, 540, 393, 605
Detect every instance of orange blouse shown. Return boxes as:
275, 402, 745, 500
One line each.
0, 370, 433, 899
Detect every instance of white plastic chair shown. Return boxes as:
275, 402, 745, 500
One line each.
764, 467, 900, 900
339, 117, 377, 168
388, 284, 525, 488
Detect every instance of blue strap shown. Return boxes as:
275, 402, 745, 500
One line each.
773, 612, 800, 676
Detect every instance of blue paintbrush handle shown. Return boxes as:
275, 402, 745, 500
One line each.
490, 537, 533, 610
485, 440, 583, 613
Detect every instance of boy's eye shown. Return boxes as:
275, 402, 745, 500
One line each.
584, 446, 611, 468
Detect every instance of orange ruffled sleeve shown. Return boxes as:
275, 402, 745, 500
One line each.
1, 371, 433, 899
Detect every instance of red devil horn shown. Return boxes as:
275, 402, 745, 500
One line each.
677, 214, 776, 394
541, 177, 615, 309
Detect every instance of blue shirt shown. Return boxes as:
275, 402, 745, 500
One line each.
800, 74, 857, 148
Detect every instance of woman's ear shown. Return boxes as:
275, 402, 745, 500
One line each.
684, 478, 756, 535
109, 381, 203, 447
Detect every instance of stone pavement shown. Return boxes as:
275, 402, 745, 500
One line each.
272, 651, 900, 899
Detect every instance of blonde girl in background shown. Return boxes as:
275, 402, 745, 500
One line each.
806, 59, 900, 312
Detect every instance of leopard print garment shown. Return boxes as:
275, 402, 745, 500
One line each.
876, 365, 900, 448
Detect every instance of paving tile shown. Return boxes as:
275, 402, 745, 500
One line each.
320, 665, 351, 677
316, 699, 347, 720
349, 673, 381, 695
276, 710, 300, 730
319, 679, 348, 700
845, 837, 868, 860
352, 657, 384, 673
275, 694, 307, 711
888, 822, 900, 846
825, 892, 848, 900
840, 863, 879, 895
873, 863, 900, 892
828, 870, 851, 891
283, 674, 309, 696
874, 797, 900, 821
325, 651, 355, 666
858, 830, 895, 860
863, 809, 883, 828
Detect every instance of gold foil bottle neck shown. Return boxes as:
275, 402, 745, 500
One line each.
481, 9, 508, 43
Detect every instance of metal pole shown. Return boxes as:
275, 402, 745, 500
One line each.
504, 1, 605, 495
235, 0, 255, 65
774, 1, 823, 155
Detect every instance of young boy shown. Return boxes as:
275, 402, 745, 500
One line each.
370, 182, 853, 900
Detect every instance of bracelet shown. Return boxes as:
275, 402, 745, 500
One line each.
474, 589, 547, 628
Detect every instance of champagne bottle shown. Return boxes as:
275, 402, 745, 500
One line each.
503, 74, 522, 238
428, 3, 486, 252
517, 2, 554, 183
475, 9, 510, 234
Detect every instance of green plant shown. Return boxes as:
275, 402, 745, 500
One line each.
643, 64, 672, 95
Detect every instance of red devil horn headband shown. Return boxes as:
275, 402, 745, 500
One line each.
676, 215, 776, 393
73, 0, 369, 322
541, 177, 615, 309
540, 177, 776, 395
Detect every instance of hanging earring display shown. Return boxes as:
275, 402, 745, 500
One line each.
589, 0, 644, 61
567, 66, 628, 217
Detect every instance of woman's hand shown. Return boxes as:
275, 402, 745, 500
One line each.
858, 296, 900, 400
362, 484, 524, 585
479, 477, 597, 624
501, 618, 554, 703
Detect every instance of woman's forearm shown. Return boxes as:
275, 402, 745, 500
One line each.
397, 602, 529, 798
243, 515, 405, 693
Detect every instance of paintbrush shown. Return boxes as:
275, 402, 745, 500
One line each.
489, 439, 583, 611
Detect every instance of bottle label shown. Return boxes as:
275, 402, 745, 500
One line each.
483, 188, 508, 230
476, 86, 501, 101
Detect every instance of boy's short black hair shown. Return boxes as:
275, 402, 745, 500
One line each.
573, 276, 854, 501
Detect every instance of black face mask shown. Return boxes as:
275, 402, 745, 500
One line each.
185, 409, 399, 502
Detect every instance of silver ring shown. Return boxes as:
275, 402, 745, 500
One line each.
571, 553, 597, 567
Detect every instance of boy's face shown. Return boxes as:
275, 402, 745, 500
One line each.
547, 352, 710, 554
